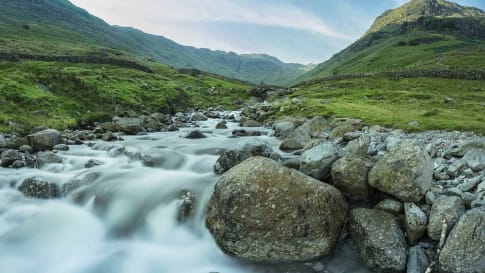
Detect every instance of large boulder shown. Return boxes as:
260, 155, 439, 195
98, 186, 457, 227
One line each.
427, 196, 465, 241
330, 155, 374, 201
300, 141, 342, 181
1, 149, 22, 167
368, 140, 433, 202
349, 208, 407, 273
273, 121, 295, 138
206, 157, 348, 263
214, 139, 273, 174
300, 116, 329, 138
113, 117, 142, 135
439, 208, 485, 273
27, 129, 62, 151
463, 148, 485, 172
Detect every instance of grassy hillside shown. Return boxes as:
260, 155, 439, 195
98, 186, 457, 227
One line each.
271, 76, 485, 133
299, 0, 485, 81
0, 61, 250, 133
0, 0, 306, 85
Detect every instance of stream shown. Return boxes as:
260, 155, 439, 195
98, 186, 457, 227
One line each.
0, 116, 369, 273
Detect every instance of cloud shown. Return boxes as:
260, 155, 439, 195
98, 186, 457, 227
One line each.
71, 0, 354, 41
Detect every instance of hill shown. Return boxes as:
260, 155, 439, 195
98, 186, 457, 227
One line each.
299, 0, 485, 81
0, 0, 307, 85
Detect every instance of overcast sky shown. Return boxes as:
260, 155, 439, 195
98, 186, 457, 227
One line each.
69, 0, 485, 64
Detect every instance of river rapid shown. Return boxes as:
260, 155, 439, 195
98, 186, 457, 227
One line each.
0, 116, 369, 273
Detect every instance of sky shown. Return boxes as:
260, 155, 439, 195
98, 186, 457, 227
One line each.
69, 0, 485, 64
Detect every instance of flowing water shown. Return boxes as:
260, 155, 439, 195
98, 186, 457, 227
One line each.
0, 116, 370, 273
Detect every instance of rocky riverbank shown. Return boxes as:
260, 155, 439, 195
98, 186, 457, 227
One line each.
1, 106, 484, 273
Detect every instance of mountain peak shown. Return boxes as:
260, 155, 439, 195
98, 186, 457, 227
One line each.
368, 0, 485, 33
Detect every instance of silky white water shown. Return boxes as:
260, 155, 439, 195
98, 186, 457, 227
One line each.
0, 118, 370, 273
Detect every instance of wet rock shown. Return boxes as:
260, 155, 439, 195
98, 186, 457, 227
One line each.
299, 141, 342, 181
28, 129, 62, 151
190, 112, 208, 122
214, 139, 273, 174
375, 199, 403, 215
232, 129, 262, 137
142, 117, 161, 132
183, 130, 206, 139
439, 208, 485, 273
404, 203, 428, 245
36, 151, 63, 166
330, 155, 374, 201
11, 160, 26, 169
53, 144, 69, 151
18, 145, 33, 153
369, 140, 433, 202
206, 157, 348, 263
463, 148, 485, 171
1, 149, 22, 167
215, 121, 227, 129
62, 172, 101, 196
243, 120, 261, 127
18, 177, 59, 199
102, 131, 116, 142
168, 124, 179, 131
349, 208, 407, 273
85, 159, 104, 168
427, 196, 465, 241
177, 190, 195, 222
113, 117, 142, 135
407, 245, 429, 273
141, 150, 185, 169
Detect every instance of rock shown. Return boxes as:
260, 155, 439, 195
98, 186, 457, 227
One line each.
349, 208, 407, 273
439, 208, 485, 273
300, 141, 342, 181
1, 149, 21, 167
142, 117, 161, 131
100, 122, 118, 132
18, 145, 33, 153
113, 117, 142, 135
344, 134, 371, 157
102, 131, 116, 142
407, 245, 429, 273
232, 129, 262, 137
140, 150, 185, 169
463, 148, 485, 172
447, 159, 467, 178
300, 116, 329, 138
274, 121, 295, 138
369, 140, 433, 202
214, 139, 273, 174
375, 199, 403, 215
425, 143, 437, 158
427, 196, 465, 241
18, 177, 59, 199
457, 176, 482, 192
11, 160, 26, 169
330, 155, 374, 201
177, 190, 195, 223
279, 127, 312, 151
84, 159, 104, 168
331, 118, 364, 130
0, 135, 29, 150
183, 130, 206, 139
53, 144, 69, 151
62, 172, 101, 196
328, 126, 355, 140
477, 180, 485, 192
215, 121, 228, 129
206, 157, 348, 263
27, 129, 62, 151
36, 151, 63, 166
168, 124, 179, 131
243, 120, 261, 127
471, 191, 485, 208
409, 121, 421, 127
404, 203, 428, 245
190, 112, 208, 122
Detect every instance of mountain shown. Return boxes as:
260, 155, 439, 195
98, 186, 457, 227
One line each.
299, 0, 485, 81
0, 0, 307, 85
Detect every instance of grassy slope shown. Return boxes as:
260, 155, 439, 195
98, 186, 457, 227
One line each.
273, 76, 485, 133
0, 61, 250, 133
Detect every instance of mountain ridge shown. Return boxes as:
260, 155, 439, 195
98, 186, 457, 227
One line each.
0, 0, 306, 85
298, 0, 485, 82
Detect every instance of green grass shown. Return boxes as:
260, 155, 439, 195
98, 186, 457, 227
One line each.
0, 61, 251, 133
271, 76, 485, 133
